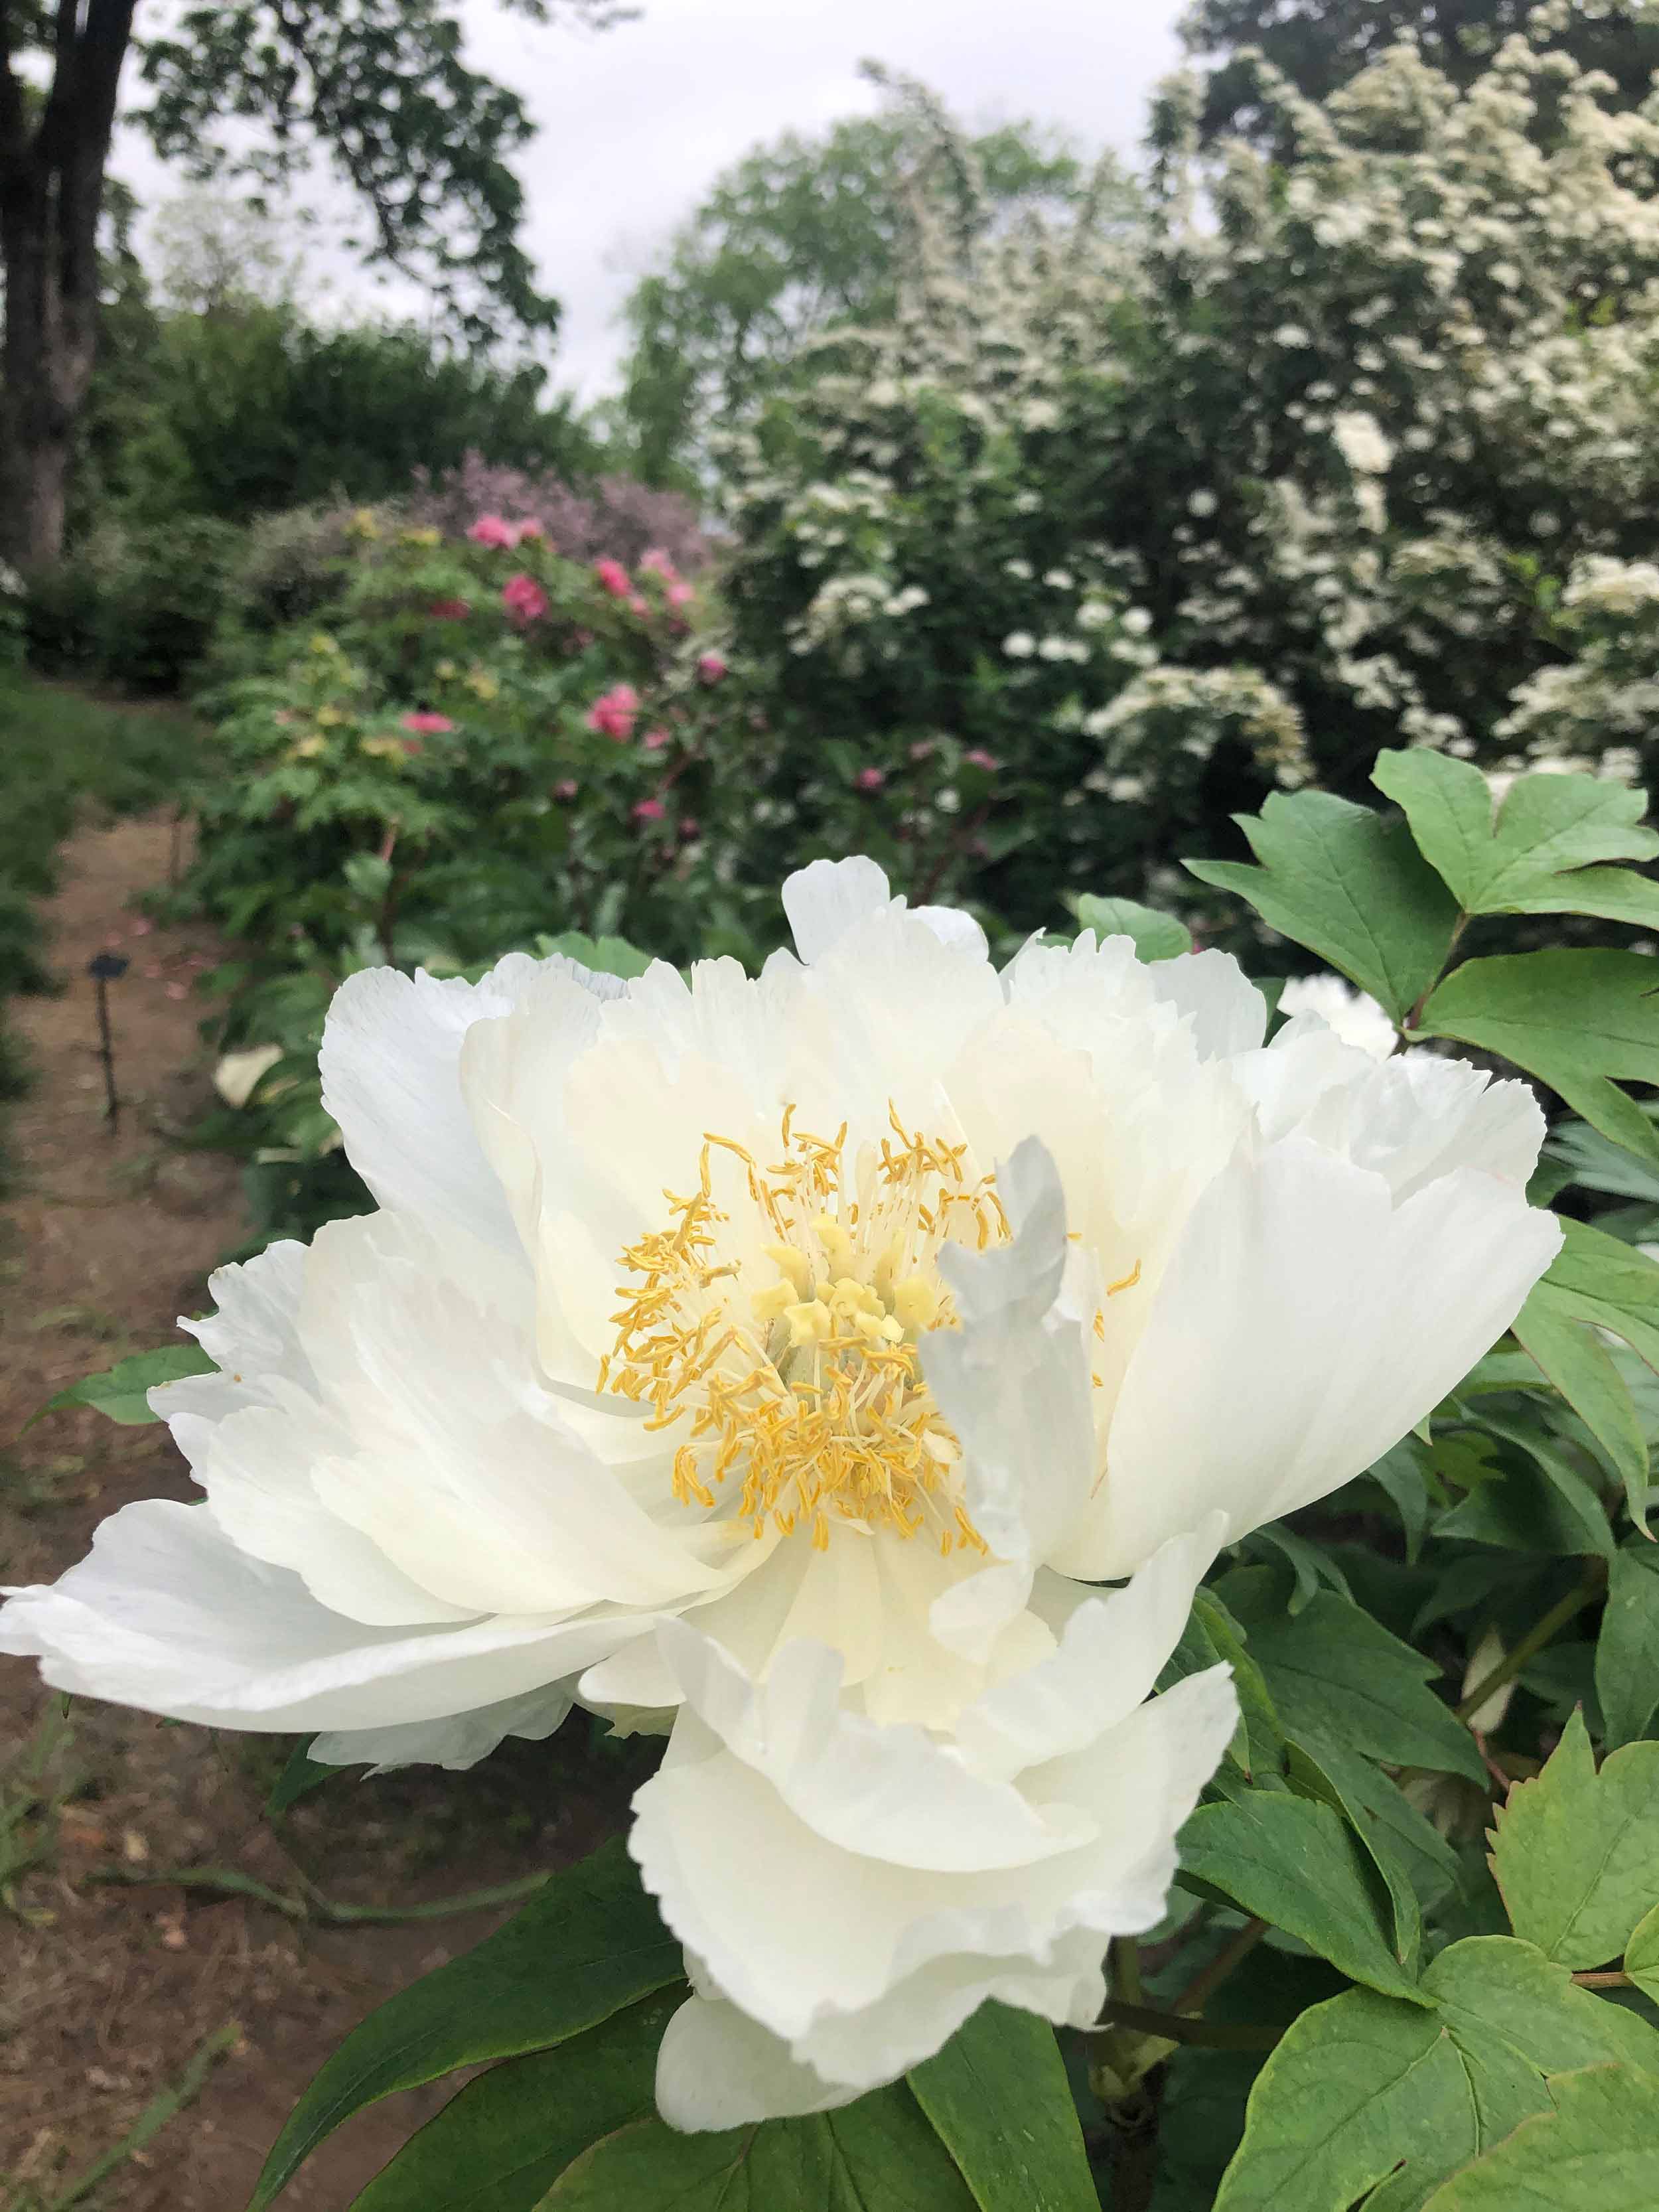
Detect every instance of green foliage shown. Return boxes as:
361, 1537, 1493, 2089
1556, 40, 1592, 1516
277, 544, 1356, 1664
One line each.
250, 1840, 684, 2207
37, 1343, 216, 1428
1216, 1941, 1659, 2212
906, 2004, 1099, 2212
1370, 750, 1659, 928
1185, 792, 1458, 1023
1179, 1793, 1427, 1998
1418, 2063, 1659, 2211
1068, 893, 1192, 961
1490, 1712, 1659, 1970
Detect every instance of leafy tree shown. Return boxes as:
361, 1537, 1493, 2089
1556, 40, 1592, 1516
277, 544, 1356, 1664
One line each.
614, 80, 1129, 485
0, 0, 626, 571
1179, 0, 1659, 149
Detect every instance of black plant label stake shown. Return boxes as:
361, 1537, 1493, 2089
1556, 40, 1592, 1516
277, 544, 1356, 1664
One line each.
86, 952, 129, 1131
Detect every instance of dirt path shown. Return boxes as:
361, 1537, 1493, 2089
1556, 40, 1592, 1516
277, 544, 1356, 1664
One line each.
0, 814, 630, 2210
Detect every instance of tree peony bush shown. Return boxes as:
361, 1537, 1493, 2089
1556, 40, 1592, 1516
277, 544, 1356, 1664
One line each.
13, 751, 1659, 2202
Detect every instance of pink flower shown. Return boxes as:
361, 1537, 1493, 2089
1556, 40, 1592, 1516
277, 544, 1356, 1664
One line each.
585, 683, 641, 741
697, 651, 728, 685
666, 579, 695, 609
401, 711, 455, 735
553, 778, 579, 800
468, 513, 519, 548
679, 816, 699, 840
908, 739, 936, 763
642, 726, 671, 751
628, 595, 649, 616
503, 572, 549, 623
855, 767, 887, 792
633, 797, 667, 823
428, 598, 471, 621
639, 547, 678, 579
594, 558, 631, 599
964, 748, 1000, 772
515, 518, 545, 541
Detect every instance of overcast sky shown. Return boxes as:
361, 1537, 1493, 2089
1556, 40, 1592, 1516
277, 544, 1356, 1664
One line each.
114, 0, 1187, 398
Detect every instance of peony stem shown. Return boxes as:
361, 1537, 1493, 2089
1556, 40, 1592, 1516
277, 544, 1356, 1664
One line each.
1453, 1564, 1608, 1726
1113, 1933, 1145, 2006
1173, 1915, 1269, 2014
1088, 1999, 1281, 2052
85, 1862, 551, 1924
1572, 1969, 1632, 1989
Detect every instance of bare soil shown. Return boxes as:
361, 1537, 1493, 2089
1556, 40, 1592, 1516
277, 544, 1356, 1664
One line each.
0, 813, 631, 2211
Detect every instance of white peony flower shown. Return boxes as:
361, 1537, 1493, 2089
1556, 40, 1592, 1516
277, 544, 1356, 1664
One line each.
1277, 973, 1399, 1059
0, 859, 1561, 2120
2, 859, 1557, 1742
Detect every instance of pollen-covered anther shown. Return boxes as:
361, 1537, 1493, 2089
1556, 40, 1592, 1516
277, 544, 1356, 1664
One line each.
601, 1106, 1005, 1552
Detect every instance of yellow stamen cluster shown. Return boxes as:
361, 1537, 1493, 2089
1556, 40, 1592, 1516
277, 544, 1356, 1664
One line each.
599, 1108, 1009, 1554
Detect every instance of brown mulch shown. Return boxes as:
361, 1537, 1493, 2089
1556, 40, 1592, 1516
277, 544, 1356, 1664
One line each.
0, 812, 631, 2211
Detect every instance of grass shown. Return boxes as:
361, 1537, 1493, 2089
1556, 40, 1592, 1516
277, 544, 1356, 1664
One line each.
0, 662, 205, 1187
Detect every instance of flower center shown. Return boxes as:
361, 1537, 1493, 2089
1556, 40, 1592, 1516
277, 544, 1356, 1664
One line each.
599, 1108, 1009, 1554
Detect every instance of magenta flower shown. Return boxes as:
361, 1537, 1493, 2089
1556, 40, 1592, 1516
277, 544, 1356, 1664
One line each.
467, 514, 518, 549
595, 558, 631, 599
855, 767, 887, 792
667, 579, 695, 609
964, 749, 1001, 772
400, 711, 455, 735
697, 651, 728, 684
632, 797, 667, 823
585, 684, 642, 741
553, 778, 579, 800
502, 573, 549, 623
639, 547, 678, 578
642, 727, 671, 752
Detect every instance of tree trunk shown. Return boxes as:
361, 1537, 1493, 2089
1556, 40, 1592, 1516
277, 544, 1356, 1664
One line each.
0, 0, 139, 572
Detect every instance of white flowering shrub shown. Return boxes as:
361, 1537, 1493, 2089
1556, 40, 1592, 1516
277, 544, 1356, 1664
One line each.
12, 753, 1659, 2204
719, 8, 1659, 947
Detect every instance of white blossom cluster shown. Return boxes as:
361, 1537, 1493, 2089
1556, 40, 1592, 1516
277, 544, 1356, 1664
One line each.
718, 3, 1659, 903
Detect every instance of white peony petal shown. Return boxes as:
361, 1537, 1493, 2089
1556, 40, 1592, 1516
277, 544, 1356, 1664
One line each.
1147, 948, 1268, 1059
656, 1624, 1092, 1873
1064, 1138, 1561, 1577
0, 1499, 654, 1733
656, 1995, 857, 2130
319, 958, 542, 1248
926, 1139, 1094, 1581
781, 855, 894, 964
310, 1682, 574, 1774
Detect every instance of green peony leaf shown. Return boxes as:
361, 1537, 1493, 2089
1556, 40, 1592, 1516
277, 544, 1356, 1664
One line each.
1214, 1937, 1659, 2212
536, 2084, 977, 2209
1599, 1549, 1659, 1751
1418, 2064, 1659, 2211
1285, 1732, 1459, 1923
1489, 1710, 1659, 1968
1621, 1897, 1659, 2004
348, 1996, 672, 2212
535, 929, 655, 980
907, 2002, 1099, 2212
1247, 1593, 1486, 1784
1211, 1987, 1465, 2212
1068, 892, 1193, 962
249, 1840, 683, 2208
1415, 950, 1659, 1168
36, 1341, 216, 1427
1371, 751, 1659, 926
1429, 1414, 1613, 1559
1514, 1219, 1658, 1527
1185, 789, 1459, 1023
1178, 1791, 1424, 2001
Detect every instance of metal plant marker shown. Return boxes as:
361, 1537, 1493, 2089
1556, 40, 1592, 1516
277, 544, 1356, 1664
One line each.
86, 951, 129, 1131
